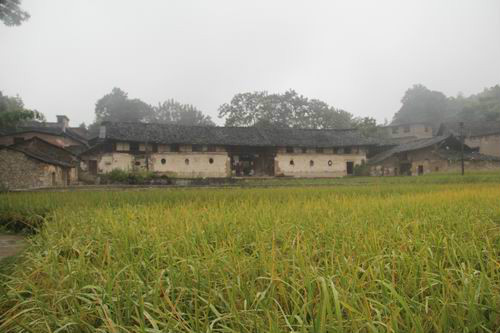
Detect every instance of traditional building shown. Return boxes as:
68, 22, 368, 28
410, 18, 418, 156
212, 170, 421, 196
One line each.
0, 115, 89, 153
377, 122, 434, 140
79, 122, 374, 179
0, 137, 79, 190
368, 135, 500, 176
437, 121, 500, 157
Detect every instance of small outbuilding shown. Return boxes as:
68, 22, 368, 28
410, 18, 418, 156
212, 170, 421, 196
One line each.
368, 135, 500, 176
0, 137, 79, 190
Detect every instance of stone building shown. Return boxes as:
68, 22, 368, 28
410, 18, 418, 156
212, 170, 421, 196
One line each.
0, 115, 89, 153
79, 122, 373, 179
437, 121, 500, 157
368, 135, 500, 176
0, 137, 79, 190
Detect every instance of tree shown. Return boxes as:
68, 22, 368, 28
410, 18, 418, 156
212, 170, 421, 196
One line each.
392, 84, 448, 124
353, 117, 378, 136
150, 99, 214, 126
94, 88, 153, 124
0, 0, 30, 26
0, 91, 44, 128
218, 90, 355, 129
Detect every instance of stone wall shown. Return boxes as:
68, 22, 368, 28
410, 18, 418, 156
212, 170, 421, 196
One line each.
0, 149, 74, 189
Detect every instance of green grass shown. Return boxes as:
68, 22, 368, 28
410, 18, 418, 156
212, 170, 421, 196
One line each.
1, 174, 500, 332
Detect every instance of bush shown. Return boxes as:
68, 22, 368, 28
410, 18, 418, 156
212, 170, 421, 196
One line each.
106, 169, 129, 183
353, 160, 371, 176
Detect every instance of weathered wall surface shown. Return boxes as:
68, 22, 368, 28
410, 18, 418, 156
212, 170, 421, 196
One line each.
0, 149, 73, 189
83, 152, 230, 178
466, 134, 500, 157
275, 153, 365, 177
0, 132, 82, 148
384, 124, 433, 139
150, 153, 230, 178
369, 147, 500, 176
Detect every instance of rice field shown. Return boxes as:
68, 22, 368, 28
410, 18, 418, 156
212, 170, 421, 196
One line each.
1, 175, 500, 332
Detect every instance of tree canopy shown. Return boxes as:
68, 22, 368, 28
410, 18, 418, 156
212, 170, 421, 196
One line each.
218, 90, 355, 129
149, 99, 214, 126
392, 84, 500, 124
0, 91, 44, 128
0, 0, 30, 26
89, 88, 214, 135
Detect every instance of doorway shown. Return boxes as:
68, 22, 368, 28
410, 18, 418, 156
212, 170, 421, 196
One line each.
346, 161, 354, 175
418, 165, 424, 175
89, 160, 98, 175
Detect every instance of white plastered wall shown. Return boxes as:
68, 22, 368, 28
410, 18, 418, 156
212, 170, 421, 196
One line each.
275, 153, 366, 177
150, 152, 230, 178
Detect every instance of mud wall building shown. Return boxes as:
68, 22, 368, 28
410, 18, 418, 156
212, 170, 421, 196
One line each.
80, 122, 374, 179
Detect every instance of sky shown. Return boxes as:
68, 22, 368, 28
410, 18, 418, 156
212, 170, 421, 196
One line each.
1, 0, 499, 127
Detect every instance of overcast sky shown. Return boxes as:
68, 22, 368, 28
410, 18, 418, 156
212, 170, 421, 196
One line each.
1, 0, 499, 126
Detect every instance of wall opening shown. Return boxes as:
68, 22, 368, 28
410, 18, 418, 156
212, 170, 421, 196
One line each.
346, 161, 354, 175
185, 158, 190, 165
309, 160, 314, 167
209, 158, 214, 164
290, 159, 294, 166
161, 158, 166, 165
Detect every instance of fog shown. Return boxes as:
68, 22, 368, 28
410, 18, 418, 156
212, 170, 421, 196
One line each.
1, 0, 499, 126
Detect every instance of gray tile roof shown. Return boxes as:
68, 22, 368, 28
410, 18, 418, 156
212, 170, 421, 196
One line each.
0, 125, 89, 146
2, 137, 78, 167
101, 122, 375, 148
368, 135, 452, 164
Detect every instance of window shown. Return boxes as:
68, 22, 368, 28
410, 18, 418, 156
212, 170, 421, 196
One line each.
171, 144, 180, 152
185, 158, 189, 165
130, 142, 139, 151
344, 147, 352, 154
290, 159, 295, 166
135, 161, 141, 166
116, 142, 130, 151
139, 143, 152, 152
418, 165, 424, 175
157, 144, 169, 152
286, 146, 294, 153
161, 158, 166, 165
301, 147, 307, 153
207, 145, 216, 152
309, 160, 314, 167
316, 147, 324, 154
403, 125, 410, 133
392, 127, 399, 134
209, 158, 214, 164
192, 145, 202, 152
13, 137, 24, 144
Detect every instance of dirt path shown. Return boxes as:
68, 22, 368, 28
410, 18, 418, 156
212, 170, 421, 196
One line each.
0, 235, 26, 260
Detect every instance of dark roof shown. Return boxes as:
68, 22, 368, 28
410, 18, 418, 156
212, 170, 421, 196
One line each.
438, 121, 500, 137
101, 122, 375, 148
368, 135, 453, 164
2, 137, 78, 167
0, 125, 89, 146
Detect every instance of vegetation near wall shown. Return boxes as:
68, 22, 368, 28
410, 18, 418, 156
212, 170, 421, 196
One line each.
1, 174, 500, 332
